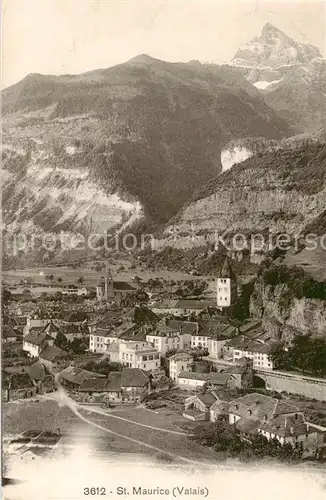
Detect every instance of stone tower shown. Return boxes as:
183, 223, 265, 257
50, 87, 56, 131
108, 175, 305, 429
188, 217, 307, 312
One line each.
216, 257, 237, 309
96, 267, 114, 302
104, 267, 114, 301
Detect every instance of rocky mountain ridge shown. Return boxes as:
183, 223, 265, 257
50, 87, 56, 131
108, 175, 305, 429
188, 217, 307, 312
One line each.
230, 23, 326, 133
161, 142, 326, 249
2, 55, 291, 262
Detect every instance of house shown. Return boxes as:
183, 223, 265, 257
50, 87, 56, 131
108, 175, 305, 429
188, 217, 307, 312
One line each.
43, 321, 60, 339
87, 310, 125, 334
62, 286, 78, 296
62, 323, 88, 342
151, 299, 179, 316
119, 340, 161, 371
222, 357, 254, 389
23, 328, 55, 357
178, 371, 239, 391
39, 345, 70, 371
173, 300, 216, 317
61, 286, 88, 297
89, 322, 141, 353
2, 325, 18, 343
190, 329, 211, 351
164, 318, 199, 343
2, 372, 37, 402
183, 392, 219, 420
15, 303, 37, 317
89, 329, 117, 353
169, 352, 194, 382
58, 366, 106, 391
226, 393, 322, 451
24, 309, 59, 335
78, 372, 122, 404
210, 399, 230, 423
27, 361, 55, 394
222, 336, 275, 370
233, 339, 275, 370
121, 368, 150, 403
146, 326, 184, 355
113, 319, 140, 342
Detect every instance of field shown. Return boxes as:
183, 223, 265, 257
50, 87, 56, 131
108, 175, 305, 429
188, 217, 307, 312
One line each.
3, 394, 218, 470
3, 259, 207, 287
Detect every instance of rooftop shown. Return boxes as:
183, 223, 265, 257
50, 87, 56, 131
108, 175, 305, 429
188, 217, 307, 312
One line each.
229, 393, 299, 421
170, 352, 194, 362
24, 329, 53, 346
39, 345, 69, 362
196, 392, 218, 408
121, 368, 149, 387
58, 366, 105, 385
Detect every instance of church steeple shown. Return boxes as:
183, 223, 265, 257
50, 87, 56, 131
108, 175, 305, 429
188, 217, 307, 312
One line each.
217, 257, 237, 310
104, 266, 114, 301
221, 257, 235, 279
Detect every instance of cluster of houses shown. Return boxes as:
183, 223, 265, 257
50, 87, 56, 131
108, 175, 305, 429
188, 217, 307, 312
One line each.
184, 390, 324, 452
3, 261, 325, 455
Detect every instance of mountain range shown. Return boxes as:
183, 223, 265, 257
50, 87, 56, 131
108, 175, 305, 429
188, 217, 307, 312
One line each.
1, 23, 325, 265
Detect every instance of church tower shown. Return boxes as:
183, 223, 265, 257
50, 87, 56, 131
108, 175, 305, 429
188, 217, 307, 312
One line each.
104, 267, 114, 301
96, 267, 114, 302
217, 257, 237, 309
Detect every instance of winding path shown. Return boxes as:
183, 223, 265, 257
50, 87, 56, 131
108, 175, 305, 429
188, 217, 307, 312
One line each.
43, 388, 208, 465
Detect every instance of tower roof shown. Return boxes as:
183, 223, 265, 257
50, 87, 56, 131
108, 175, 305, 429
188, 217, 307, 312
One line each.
221, 257, 235, 279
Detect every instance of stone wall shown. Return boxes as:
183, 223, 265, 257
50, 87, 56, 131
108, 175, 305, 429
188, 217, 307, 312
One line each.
255, 368, 326, 401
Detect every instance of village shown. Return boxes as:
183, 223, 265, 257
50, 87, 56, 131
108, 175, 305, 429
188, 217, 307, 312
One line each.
2, 258, 326, 465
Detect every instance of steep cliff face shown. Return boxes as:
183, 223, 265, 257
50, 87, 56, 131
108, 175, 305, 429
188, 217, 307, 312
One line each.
165, 143, 326, 248
250, 278, 326, 338
220, 132, 326, 172
2, 141, 143, 236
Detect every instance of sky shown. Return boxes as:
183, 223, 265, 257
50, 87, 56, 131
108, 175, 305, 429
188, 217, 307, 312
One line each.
2, 0, 325, 88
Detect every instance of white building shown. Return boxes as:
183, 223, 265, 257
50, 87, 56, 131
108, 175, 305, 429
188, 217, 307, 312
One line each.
89, 329, 112, 354
169, 352, 194, 382
23, 329, 55, 358
233, 340, 274, 370
146, 327, 183, 355
62, 286, 88, 297
208, 337, 228, 359
217, 258, 237, 309
119, 340, 161, 371
191, 332, 210, 350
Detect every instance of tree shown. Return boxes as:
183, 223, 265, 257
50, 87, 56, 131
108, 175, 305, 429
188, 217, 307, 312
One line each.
133, 276, 142, 287
77, 276, 84, 285
270, 342, 292, 371
57, 277, 63, 284
69, 338, 87, 354
46, 274, 55, 285
54, 331, 69, 350
54, 291, 63, 301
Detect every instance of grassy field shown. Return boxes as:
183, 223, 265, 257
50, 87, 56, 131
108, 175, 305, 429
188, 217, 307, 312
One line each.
3, 259, 207, 287
3, 396, 218, 466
